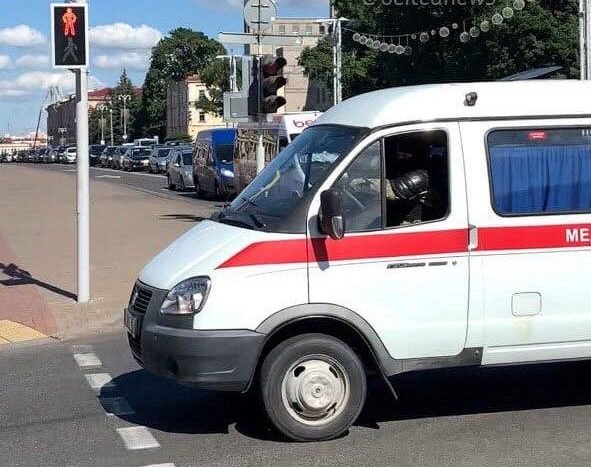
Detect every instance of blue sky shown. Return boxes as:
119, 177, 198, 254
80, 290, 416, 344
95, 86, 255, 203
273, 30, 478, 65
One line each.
0, 0, 330, 135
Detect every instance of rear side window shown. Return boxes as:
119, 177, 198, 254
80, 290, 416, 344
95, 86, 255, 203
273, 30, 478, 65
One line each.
488, 128, 591, 215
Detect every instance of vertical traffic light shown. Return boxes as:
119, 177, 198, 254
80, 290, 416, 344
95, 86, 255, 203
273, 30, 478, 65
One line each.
247, 55, 287, 117
261, 55, 287, 114
51, 3, 89, 68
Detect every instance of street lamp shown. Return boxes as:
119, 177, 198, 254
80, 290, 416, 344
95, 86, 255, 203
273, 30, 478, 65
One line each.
58, 127, 68, 146
109, 108, 114, 146
97, 104, 107, 145
118, 94, 131, 141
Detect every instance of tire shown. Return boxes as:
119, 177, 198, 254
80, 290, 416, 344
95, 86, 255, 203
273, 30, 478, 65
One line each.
168, 175, 175, 191
214, 182, 222, 200
178, 177, 185, 191
260, 333, 367, 442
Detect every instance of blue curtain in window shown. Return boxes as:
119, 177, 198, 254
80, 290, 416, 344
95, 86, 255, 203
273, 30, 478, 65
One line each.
490, 144, 591, 214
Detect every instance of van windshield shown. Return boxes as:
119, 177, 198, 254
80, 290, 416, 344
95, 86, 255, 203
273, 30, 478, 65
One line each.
215, 144, 234, 164
221, 125, 363, 231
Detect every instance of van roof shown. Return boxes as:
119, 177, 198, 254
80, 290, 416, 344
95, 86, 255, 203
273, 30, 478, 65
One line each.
315, 81, 591, 129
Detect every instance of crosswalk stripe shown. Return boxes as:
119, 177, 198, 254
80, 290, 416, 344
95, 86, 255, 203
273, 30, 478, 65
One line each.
116, 426, 160, 450
73, 353, 102, 368
85, 373, 116, 392
99, 396, 135, 416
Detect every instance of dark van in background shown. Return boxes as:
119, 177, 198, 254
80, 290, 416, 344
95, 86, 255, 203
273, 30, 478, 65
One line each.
192, 128, 237, 199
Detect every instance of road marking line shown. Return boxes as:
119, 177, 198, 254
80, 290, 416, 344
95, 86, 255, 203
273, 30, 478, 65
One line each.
99, 396, 135, 416
116, 426, 160, 450
0, 320, 46, 344
141, 464, 175, 467
73, 352, 102, 368
85, 373, 117, 392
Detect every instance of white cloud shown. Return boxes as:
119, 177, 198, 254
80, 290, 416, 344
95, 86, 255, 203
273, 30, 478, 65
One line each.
90, 23, 162, 49
0, 25, 45, 48
0, 55, 12, 69
192, 0, 323, 10
0, 72, 105, 101
93, 51, 150, 71
15, 54, 50, 68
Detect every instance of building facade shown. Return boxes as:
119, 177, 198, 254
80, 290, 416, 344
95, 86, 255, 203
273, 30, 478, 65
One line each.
0, 132, 48, 155
46, 87, 141, 146
246, 17, 333, 113
166, 75, 226, 139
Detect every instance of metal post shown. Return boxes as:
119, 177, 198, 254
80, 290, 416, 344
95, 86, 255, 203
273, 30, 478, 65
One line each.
580, 0, 586, 79
118, 94, 131, 141
332, 20, 338, 106
586, 0, 591, 79
76, 67, 90, 303
97, 104, 106, 145
336, 19, 343, 104
255, 2, 265, 174
109, 109, 114, 146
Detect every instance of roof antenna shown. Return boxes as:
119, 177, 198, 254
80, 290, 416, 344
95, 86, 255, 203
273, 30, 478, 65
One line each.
464, 92, 478, 107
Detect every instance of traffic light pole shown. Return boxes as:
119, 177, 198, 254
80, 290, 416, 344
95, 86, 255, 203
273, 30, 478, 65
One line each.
74, 0, 90, 304
75, 66, 90, 303
256, 4, 266, 175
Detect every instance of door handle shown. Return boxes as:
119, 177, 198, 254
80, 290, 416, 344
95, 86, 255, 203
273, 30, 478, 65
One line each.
468, 224, 478, 251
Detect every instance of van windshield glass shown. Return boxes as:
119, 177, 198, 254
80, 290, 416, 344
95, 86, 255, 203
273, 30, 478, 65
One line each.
216, 144, 234, 164
223, 125, 362, 231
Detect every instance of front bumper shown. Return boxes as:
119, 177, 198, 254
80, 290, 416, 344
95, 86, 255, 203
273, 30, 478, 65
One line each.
126, 282, 265, 392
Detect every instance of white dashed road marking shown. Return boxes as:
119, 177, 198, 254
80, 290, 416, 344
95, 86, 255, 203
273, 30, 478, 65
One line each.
141, 464, 175, 467
116, 426, 160, 450
100, 396, 135, 416
85, 373, 117, 393
73, 352, 102, 368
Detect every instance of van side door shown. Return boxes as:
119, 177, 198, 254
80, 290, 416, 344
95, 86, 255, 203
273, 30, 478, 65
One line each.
461, 120, 591, 365
308, 123, 470, 360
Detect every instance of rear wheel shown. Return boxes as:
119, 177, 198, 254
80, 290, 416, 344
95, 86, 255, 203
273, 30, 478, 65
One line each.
167, 175, 175, 191
260, 334, 367, 442
178, 177, 185, 191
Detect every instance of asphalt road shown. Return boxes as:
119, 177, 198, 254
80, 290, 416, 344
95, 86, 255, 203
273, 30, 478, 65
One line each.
3, 332, 591, 467
20, 162, 222, 211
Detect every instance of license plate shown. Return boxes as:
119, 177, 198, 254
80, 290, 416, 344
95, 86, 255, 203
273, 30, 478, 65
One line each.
124, 309, 139, 338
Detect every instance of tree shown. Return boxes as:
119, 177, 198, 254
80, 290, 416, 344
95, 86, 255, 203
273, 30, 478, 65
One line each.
299, 1, 579, 100
111, 69, 140, 143
138, 28, 226, 139
196, 59, 231, 117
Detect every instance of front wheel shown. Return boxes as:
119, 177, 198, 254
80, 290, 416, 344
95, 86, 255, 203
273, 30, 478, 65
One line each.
167, 175, 175, 191
260, 334, 367, 442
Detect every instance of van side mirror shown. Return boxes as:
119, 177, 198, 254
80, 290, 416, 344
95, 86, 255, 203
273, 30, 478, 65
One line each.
319, 189, 345, 240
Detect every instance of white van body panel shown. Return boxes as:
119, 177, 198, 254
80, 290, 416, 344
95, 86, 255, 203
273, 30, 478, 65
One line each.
139, 220, 309, 331
306, 123, 470, 360
461, 118, 591, 365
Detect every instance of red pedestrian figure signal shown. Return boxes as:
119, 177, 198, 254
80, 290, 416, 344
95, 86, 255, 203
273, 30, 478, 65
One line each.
51, 3, 88, 68
63, 7, 77, 37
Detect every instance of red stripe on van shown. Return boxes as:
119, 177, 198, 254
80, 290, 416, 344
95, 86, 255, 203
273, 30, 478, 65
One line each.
478, 224, 591, 251
218, 229, 468, 268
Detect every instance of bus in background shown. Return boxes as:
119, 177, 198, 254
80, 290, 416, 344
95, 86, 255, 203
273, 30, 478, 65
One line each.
233, 112, 322, 195
193, 128, 237, 200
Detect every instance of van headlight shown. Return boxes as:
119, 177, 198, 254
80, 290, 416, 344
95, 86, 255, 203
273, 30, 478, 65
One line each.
160, 277, 211, 315
221, 169, 234, 178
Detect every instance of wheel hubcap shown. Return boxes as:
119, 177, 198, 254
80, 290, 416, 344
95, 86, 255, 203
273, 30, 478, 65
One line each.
281, 356, 350, 426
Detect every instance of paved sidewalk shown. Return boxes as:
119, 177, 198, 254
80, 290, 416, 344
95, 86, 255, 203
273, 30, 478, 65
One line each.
0, 164, 215, 338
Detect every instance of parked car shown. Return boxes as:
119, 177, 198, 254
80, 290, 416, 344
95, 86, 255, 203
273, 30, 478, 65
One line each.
100, 146, 118, 168
89, 145, 106, 167
193, 128, 236, 199
166, 148, 195, 191
56, 146, 68, 163
122, 147, 152, 171
112, 147, 126, 169
148, 147, 173, 174
42, 148, 56, 163
64, 146, 77, 164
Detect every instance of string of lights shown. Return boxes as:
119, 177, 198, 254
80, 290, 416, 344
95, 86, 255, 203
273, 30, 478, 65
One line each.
348, 0, 530, 56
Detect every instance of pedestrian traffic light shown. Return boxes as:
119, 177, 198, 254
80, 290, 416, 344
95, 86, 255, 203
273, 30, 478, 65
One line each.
247, 55, 287, 117
51, 3, 89, 69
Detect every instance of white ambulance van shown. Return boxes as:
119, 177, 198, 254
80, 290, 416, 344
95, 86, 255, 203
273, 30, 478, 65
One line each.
125, 81, 591, 441
233, 111, 322, 194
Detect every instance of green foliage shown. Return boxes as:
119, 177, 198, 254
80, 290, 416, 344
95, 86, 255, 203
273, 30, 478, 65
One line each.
300, 1, 579, 99
197, 59, 231, 117
137, 28, 226, 139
